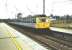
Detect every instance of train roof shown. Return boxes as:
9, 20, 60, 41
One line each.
22, 14, 48, 19
33, 14, 47, 17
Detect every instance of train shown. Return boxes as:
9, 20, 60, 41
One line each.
10, 15, 51, 29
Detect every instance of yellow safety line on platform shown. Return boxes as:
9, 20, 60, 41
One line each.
0, 24, 22, 50
4, 24, 33, 50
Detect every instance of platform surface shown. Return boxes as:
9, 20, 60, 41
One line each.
0, 23, 48, 50
50, 27, 72, 34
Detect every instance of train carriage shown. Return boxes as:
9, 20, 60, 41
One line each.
10, 15, 51, 29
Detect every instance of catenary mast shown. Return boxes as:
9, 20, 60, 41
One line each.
43, 0, 45, 15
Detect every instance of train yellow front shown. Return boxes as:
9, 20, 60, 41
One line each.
36, 17, 50, 29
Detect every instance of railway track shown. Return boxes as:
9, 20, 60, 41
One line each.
21, 31, 72, 50
8, 24, 72, 50
40, 34, 72, 50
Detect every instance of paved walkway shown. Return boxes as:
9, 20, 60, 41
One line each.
0, 23, 48, 50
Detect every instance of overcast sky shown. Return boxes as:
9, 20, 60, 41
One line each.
0, 0, 72, 19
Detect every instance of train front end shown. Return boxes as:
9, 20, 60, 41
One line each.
35, 17, 50, 29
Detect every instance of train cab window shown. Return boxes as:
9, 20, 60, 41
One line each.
40, 18, 46, 22
41, 18, 46, 22
36, 17, 47, 23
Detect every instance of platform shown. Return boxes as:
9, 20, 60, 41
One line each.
0, 23, 48, 50
50, 27, 72, 34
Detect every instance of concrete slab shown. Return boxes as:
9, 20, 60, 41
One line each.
50, 27, 72, 34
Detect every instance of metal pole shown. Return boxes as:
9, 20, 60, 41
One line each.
43, 0, 45, 15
